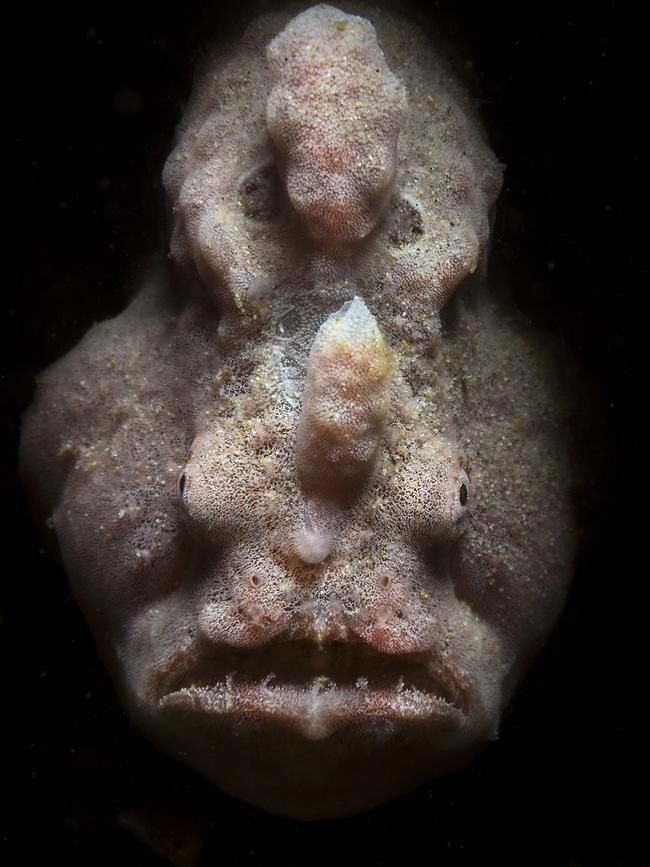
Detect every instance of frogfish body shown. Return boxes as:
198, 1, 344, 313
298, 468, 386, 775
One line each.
20, 3, 579, 819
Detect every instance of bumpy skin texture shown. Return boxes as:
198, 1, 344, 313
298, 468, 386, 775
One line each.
21, 3, 578, 819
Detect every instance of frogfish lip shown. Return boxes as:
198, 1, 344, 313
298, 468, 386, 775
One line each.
155, 640, 470, 739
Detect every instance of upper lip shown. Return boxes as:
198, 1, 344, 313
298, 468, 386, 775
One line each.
153, 639, 470, 735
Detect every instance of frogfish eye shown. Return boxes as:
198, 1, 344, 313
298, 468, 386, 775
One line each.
459, 482, 468, 506
178, 471, 186, 499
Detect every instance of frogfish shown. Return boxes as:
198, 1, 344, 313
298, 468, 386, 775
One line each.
20, 3, 582, 819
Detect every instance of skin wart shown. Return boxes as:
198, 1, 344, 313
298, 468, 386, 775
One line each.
20, 3, 581, 819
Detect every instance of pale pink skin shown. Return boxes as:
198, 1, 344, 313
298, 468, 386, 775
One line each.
20, 4, 578, 819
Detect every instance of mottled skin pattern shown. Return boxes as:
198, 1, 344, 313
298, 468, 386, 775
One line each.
20, 3, 578, 819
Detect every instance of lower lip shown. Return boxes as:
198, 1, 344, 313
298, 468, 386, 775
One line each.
158, 677, 466, 739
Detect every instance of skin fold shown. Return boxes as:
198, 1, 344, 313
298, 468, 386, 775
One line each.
20, 2, 581, 819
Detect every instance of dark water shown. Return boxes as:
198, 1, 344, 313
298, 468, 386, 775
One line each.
3, 1, 640, 864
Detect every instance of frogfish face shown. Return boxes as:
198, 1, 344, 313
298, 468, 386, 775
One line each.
20, 3, 579, 820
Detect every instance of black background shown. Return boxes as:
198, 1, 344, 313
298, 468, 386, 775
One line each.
2, 1, 642, 865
